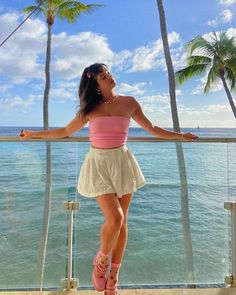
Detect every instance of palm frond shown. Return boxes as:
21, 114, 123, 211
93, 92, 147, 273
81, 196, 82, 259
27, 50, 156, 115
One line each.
57, 2, 103, 22
23, 5, 45, 16
212, 31, 236, 60
57, 8, 80, 22
187, 55, 212, 66
23, 5, 38, 13
187, 36, 215, 56
175, 64, 209, 85
57, 1, 87, 11
225, 67, 236, 90
81, 3, 104, 12
225, 59, 236, 78
204, 67, 218, 93
219, 32, 234, 50
224, 44, 236, 59
212, 54, 224, 73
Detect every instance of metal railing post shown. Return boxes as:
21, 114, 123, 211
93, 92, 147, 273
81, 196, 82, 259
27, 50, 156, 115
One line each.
224, 201, 236, 287
61, 201, 80, 290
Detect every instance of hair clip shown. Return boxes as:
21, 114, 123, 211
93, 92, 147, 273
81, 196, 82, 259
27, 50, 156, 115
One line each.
87, 72, 91, 79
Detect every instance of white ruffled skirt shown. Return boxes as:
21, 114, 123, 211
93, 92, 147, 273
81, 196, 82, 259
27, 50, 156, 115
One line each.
77, 145, 146, 198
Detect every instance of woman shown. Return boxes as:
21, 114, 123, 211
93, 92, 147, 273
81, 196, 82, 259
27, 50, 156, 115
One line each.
20, 63, 198, 294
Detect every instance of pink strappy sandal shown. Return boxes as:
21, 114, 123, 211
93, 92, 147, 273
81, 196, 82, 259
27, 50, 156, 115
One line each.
104, 262, 121, 295
92, 250, 110, 292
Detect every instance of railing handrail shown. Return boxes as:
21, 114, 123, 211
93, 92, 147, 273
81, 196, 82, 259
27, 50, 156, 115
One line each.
0, 136, 236, 143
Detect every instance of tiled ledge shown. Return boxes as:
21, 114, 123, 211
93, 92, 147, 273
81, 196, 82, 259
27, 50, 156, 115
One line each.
0, 288, 236, 295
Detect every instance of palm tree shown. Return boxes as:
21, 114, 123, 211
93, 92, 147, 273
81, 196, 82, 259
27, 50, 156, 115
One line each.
24, 0, 102, 129
23, 0, 102, 289
156, 0, 196, 286
176, 32, 236, 118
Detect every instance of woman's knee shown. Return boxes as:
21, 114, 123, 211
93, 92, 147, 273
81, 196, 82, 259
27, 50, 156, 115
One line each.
107, 211, 124, 232
121, 218, 128, 231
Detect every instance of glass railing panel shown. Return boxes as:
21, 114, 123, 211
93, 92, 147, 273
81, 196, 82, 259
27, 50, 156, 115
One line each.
226, 141, 236, 285
122, 141, 187, 286
227, 142, 236, 202
0, 141, 45, 289
73, 142, 92, 286
74, 141, 230, 287
0, 139, 233, 289
0, 141, 75, 290
41, 141, 77, 289
183, 142, 229, 285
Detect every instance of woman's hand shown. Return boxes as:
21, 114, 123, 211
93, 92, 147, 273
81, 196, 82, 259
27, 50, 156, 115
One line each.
181, 132, 199, 141
19, 129, 34, 139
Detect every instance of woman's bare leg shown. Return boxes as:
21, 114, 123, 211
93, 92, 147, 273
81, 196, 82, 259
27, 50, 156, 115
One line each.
106, 193, 133, 291
94, 193, 124, 279
111, 193, 133, 264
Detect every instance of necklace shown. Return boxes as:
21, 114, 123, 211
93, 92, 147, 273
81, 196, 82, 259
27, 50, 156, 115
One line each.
101, 95, 119, 104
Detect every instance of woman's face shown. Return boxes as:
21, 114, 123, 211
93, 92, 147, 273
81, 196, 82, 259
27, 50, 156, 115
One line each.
96, 66, 116, 93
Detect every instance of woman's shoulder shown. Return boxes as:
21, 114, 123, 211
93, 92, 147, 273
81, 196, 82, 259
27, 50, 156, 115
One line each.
118, 94, 135, 100
118, 95, 139, 116
120, 95, 140, 108
118, 95, 137, 104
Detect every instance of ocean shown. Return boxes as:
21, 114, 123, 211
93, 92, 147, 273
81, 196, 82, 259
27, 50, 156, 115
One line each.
0, 127, 235, 290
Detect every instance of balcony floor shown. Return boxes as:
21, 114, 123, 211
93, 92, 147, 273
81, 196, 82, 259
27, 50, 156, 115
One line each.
0, 289, 236, 295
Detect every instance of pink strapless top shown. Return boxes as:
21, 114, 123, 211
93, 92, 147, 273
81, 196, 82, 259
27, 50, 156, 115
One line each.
89, 116, 130, 148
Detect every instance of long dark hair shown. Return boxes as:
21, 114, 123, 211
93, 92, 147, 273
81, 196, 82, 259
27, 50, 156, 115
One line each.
78, 63, 107, 121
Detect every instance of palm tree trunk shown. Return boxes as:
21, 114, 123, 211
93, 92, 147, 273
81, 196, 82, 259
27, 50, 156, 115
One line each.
156, 1, 179, 132
220, 76, 236, 118
43, 24, 52, 129
156, 0, 196, 285
36, 23, 52, 290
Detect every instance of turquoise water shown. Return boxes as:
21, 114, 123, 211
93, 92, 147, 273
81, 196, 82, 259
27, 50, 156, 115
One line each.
0, 127, 235, 289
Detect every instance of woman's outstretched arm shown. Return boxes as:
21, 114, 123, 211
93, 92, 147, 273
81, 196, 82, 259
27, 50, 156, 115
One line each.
19, 112, 89, 139
131, 97, 198, 141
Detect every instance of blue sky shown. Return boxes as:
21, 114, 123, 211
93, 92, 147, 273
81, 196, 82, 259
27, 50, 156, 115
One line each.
0, 0, 236, 128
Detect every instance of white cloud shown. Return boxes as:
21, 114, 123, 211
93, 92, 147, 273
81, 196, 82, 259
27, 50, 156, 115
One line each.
131, 92, 212, 128
219, 0, 236, 5
130, 94, 172, 127
0, 83, 11, 93
0, 11, 183, 86
191, 76, 223, 95
136, 94, 170, 121
50, 86, 76, 102
206, 19, 218, 27
139, 94, 170, 105
131, 91, 234, 128
222, 9, 233, 23
176, 89, 183, 96
0, 11, 186, 119
112, 50, 133, 72
0, 95, 38, 110
52, 32, 114, 79
203, 27, 236, 42
170, 45, 188, 71
225, 27, 236, 38
0, 12, 46, 83
173, 103, 235, 128
207, 104, 231, 112
116, 82, 151, 96
0, 12, 115, 83
206, 7, 234, 27
126, 32, 180, 72
56, 81, 78, 88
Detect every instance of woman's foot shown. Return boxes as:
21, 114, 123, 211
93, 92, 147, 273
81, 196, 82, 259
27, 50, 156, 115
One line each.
104, 262, 121, 295
92, 250, 110, 292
